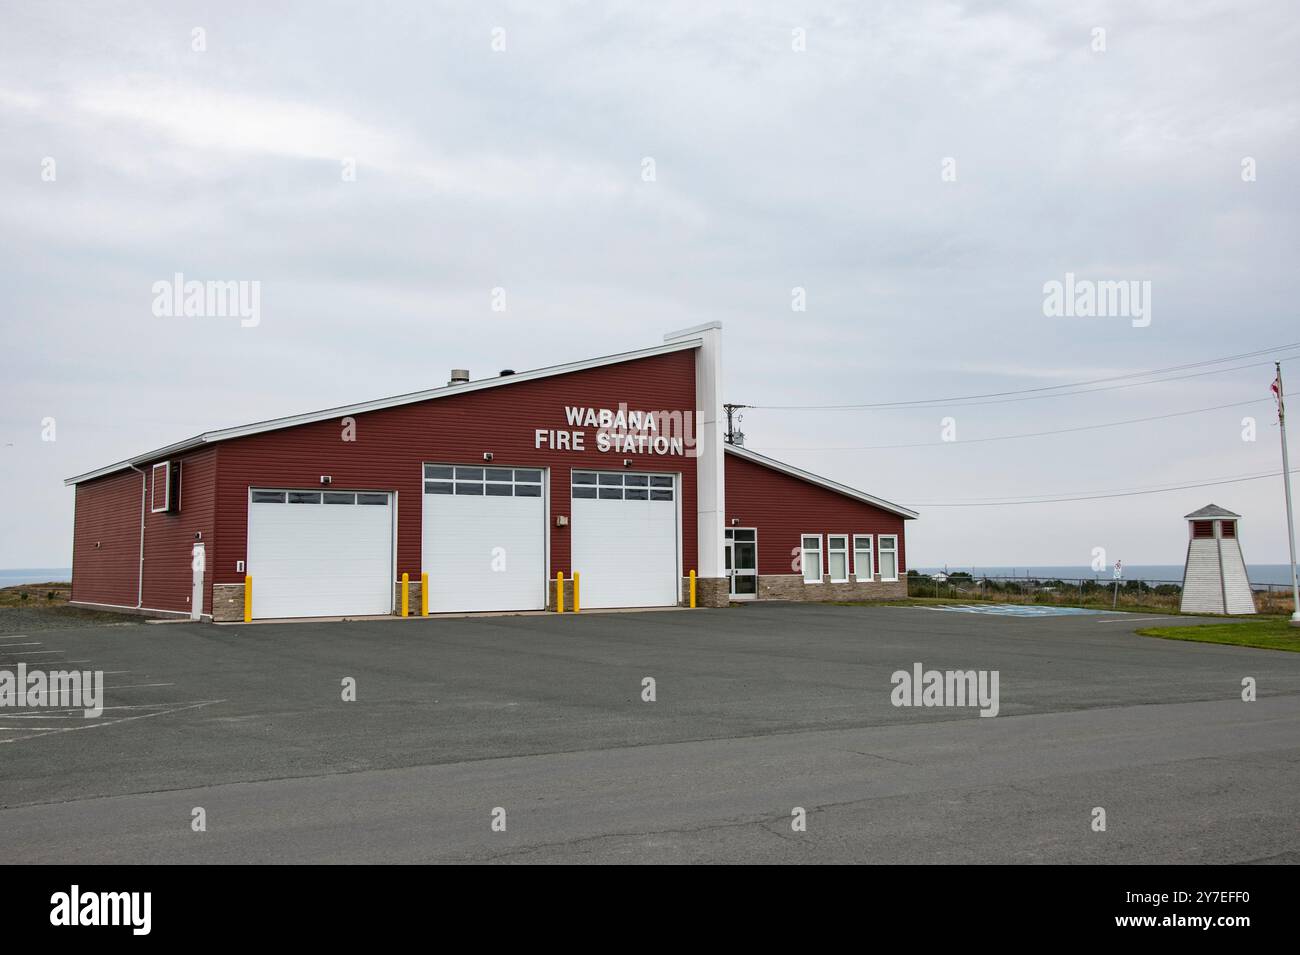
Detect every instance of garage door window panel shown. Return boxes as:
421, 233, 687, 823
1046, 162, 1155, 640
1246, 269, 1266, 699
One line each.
572, 471, 674, 503
427, 465, 544, 498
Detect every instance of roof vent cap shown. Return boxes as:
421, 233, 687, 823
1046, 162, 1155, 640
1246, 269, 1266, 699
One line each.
499, 369, 515, 377
448, 369, 470, 386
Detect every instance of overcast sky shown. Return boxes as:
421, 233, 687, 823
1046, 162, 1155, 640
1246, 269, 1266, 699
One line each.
2, 0, 1298, 570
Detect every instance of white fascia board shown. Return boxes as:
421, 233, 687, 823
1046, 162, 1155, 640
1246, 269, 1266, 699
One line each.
725, 445, 919, 520
66, 337, 703, 486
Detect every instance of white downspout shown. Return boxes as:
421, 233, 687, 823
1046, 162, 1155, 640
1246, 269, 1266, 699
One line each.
127, 464, 146, 608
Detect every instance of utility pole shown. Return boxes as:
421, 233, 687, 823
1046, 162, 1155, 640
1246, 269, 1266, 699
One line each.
1273, 363, 1300, 625
723, 403, 750, 446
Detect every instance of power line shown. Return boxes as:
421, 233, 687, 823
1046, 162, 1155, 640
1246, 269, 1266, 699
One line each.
920, 468, 1281, 501
757, 398, 1271, 451
752, 346, 1300, 411
912, 468, 1299, 507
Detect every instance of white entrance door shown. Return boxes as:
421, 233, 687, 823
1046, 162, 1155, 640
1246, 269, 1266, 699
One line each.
421, 465, 546, 612
247, 489, 394, 619
570, 470, 679, 609
190, 541, 205, 620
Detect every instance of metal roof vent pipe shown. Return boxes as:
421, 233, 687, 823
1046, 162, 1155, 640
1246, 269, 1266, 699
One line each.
499, 369, 515, 377
448, 369, 470, 386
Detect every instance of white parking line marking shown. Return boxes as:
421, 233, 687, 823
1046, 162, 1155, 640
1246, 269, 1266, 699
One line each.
0, 700, 224, 744
103, 683, 175, 690
0, 650, 65, 656
0, 642, 43, 647
0, 726, 66, 731
0, 714, 86, 720
1, 702, 215, 715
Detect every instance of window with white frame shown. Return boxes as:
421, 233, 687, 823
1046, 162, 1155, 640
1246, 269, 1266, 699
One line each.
801, 534, 823, 584
853, 535, 874, 580
150, 461, 171, 513
878, 535, 899, 581
827, 534, 849, 582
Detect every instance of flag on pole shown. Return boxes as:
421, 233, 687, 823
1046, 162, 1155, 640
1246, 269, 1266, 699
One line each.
1273, 369, 1285, 415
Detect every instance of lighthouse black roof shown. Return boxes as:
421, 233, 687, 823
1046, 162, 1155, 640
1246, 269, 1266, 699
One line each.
1183, 503, 1241, 520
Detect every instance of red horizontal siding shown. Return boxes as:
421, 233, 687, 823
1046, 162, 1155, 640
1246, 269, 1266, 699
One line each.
724, 451, 908, 577
70, 469, 144, 608
140, 447, 218, 614
212, 349, 699, 585
70, 449, 219, 614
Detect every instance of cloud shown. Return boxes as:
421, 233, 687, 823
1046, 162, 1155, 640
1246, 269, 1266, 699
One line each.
1, 1, 1298, 567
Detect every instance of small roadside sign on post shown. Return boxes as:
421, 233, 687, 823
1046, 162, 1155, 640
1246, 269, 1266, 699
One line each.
1112, 560, 1123, 608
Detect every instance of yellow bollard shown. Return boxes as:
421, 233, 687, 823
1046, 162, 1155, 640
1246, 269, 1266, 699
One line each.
421, 572, 429, 616
401, 572, 409, 617
243, 575, 252, 623
573, 572, 580, 613
556, 571, 565, 613
689, 569, 696, 609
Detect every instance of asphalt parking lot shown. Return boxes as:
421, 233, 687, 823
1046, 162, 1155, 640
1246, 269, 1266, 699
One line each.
2, 603, 1298, 863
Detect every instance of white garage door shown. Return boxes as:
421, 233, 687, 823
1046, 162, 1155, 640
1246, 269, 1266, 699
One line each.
422, 465, 546, 612
247, 489, 394, 619
570, 470, 679, 609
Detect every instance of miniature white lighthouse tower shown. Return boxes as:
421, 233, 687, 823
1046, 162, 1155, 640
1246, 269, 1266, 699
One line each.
1180, 504, 1255, 615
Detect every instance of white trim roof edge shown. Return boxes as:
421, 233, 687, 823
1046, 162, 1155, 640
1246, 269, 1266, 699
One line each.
725, 444, 919, 520
66, 337, 703, 486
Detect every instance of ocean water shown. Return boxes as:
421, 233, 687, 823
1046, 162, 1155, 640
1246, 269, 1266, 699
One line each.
0, 568, 72, 587
915, 564, 1299, 587
3, 564, 1297, 589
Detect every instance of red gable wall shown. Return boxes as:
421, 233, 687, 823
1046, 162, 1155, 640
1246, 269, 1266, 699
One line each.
70, 446, 218, 613
71, 469, 144, 609
211, 348, 699, 587
724, 451, 907, 577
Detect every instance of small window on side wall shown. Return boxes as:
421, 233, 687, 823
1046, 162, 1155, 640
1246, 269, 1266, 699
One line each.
801, 535, 823, 584
853, 535, 874, 581
878, 535, 899, 581
827, 535, 848, 582
150, 461, 179, 513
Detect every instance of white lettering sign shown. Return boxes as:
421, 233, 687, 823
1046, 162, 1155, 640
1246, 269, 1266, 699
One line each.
533, 404, 694, 457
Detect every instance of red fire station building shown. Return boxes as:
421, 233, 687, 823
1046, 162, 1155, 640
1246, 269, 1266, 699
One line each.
65, 324, 916, 621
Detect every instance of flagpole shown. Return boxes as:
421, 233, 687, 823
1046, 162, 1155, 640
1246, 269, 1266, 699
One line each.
1275, 362, 1300, 625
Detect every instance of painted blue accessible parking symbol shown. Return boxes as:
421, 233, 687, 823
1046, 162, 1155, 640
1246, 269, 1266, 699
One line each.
922, 603, 1121, 617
